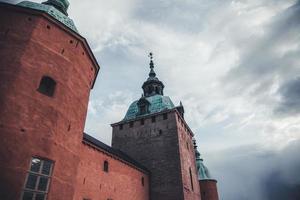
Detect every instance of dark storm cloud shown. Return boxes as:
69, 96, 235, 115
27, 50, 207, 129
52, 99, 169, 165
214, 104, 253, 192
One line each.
208, 139, 300, 200
275, 77, 300, 116
223, 1, 300, 102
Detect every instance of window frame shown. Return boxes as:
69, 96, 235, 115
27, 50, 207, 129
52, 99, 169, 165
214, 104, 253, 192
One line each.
103, 160, 109, 172
37, 76, 56, 97
21, 157, 54, 200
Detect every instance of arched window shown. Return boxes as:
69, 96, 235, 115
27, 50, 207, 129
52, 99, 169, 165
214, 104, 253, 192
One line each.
103, 161, 109, 172
38, 76, 56, 97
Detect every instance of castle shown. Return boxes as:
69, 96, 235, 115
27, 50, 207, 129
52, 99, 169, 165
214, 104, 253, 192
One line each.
0, 0, 219, 200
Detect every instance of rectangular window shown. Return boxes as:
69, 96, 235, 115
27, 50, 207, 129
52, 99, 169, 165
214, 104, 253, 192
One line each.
141, 119, 144, 125
119, 124, 123, 130
189, 167, 194, 191
163, 113, 168, 120
151, 116, 156, 123
129, 121, 134, 128
21, 157, 54, 200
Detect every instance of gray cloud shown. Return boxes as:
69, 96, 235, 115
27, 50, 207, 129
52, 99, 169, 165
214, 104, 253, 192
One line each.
223, 1, 300, 101
207, 139, 300, 200
275, 77, 300, 116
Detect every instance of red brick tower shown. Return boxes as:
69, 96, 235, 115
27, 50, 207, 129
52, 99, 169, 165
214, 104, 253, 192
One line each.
111, 53, 201, 200
0, 1, 99, 199
193, 140, 219, 200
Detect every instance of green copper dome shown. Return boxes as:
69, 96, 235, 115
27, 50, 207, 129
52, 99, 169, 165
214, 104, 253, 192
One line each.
17, 0, 78, 32
193, 139, 213, 180
123, 94, 175, 121
197, 157, 212, 180
122, 53, 177, 121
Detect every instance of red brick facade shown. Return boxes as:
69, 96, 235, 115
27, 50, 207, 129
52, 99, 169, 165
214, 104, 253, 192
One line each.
0, 2, 219, 200
112, 110, 201, 200
0, 3, 149, 200
199, 180, 219, 200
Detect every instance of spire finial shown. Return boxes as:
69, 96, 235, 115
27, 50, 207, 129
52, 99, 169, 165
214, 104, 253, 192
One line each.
149, 52, 154, 69
148, 52, 156, 77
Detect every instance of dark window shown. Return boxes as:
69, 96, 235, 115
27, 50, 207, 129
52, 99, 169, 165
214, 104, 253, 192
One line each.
159, 130, 162, 135
129, 121, 134, 128
151, 116, 156, 123
186, 142, 189, 150
21, 157, 54, 200
189, 167, 194, 191
141, 119, 144, 125
103, 161, 109, 172
38, 76, 56, 97
119, 124, 123, 130
163, 113, 168, 120
141, 177, 144, 186
140, 105, 147, 114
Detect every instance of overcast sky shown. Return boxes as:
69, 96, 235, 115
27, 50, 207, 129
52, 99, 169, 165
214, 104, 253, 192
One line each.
4, 0, 300, 199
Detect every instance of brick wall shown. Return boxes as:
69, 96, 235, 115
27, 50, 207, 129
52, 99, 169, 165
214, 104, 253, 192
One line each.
0, 4, 97, 199
73, 142, 149, 200
199, 180, 219, 200
112, 110, 201, 200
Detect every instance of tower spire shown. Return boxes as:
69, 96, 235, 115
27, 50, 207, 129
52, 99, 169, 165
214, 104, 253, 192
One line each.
148, 52, 156, 77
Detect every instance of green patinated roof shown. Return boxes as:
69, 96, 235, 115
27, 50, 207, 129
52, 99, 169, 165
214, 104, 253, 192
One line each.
196, 157, 212, 180
17, 1, 78, 32
123, 94, 175, 121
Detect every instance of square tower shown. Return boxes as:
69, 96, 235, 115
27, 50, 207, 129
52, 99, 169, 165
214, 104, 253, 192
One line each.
111, 54, 201, 200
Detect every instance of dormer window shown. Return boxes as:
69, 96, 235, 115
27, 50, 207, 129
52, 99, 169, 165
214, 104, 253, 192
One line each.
140, 105, 147, 114
137, 97, 150, 115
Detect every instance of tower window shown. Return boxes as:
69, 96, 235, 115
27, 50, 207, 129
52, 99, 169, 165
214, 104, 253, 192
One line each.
38, 76, 56, 97
151, 116, 156, 123
21, 157, 54, 200
129, 121, 134, 128
163, 113, 168, 120
140, 105, 146, 114
103, 161, 109, 172
189, 167, 194, 191
119, 124, 123, 130
141, 177, 144, 186
141, 119, 144, 125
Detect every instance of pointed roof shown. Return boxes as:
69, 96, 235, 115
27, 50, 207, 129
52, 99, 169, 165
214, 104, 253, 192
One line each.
193, 139, 213, 180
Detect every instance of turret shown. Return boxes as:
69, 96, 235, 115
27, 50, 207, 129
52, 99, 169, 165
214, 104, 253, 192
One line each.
193, 139, 219, 200
0, 1, 99, 199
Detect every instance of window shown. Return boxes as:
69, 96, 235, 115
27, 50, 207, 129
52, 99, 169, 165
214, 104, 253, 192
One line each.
140, 119, 144, 125
129, 121, 134, 128
141, 177, 144, 186
38, 76, 56, 97
189, 167, 194, 191
151, 116, 156, 123
159, 130, 162, 135
140, 105, 147, 114
163, 113, 168, 120
119, 124, 123, 130
103, 161, 109, 172
186, 142, 189, 150
21, 157, 54, 200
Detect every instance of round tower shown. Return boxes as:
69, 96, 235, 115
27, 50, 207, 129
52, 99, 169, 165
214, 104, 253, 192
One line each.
193, 140, 219, 200
0, 1, 99, 199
